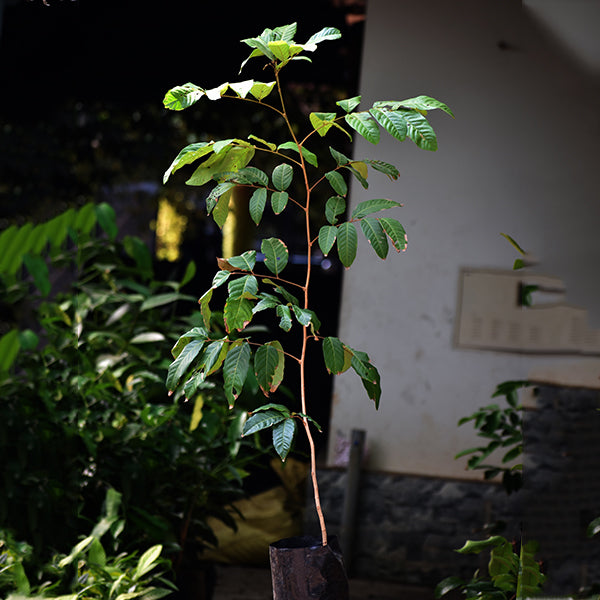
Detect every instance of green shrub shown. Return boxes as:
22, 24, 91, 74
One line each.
0, 204, 262, 569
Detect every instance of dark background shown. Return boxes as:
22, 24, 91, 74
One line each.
0, 0, 367, 458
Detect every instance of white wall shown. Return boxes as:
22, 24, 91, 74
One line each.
326, 0, 600, 478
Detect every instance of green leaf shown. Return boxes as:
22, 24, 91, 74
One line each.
273, 418, 296, 461
235, 166, 270, 186
205, 82, 230, 100
271, 191, 289, 214
228, 79, 254, 98
378, 94, 454, 118
329, 146, 351, 166
223, 341, 251, 406
228, 274, 258, 299
130, 332, 166, 344
88, 537, 107, 568
134, 544, 163, 581
268, 39, 292, 62
201, 339, 229, 377
171, 326, 209, 359
95, 202, 118, 240
166, 339, 205, 392
351, 198, 402, 219
336, 96, 361, 113
187, 144, 256, 187
365, 159, 400, 180
402, 109, 437, 151
206, 182, 236, 214
369, 108, 407, 141
587, 516, 600, 538
434, 576, 466, 599
380, 217, 408, 252
224, 296, 254, 332
305, 26, 341, 47
360, 217, 389, 259
322, 336, 350, 374
241, 35, 275, 60
345, 112, 380, 144
141, 292, 195, 311
517, 540, 546, 599
227, 250, 257, 271
249, 188, 268, 225
23, 254, 50, 296
59, 536, 95, 567
455, 536, 507, 554
163, 82, 205, 110
325, 171, 348, 196
242, 409, 285, 436
199, 288, 213, 329
180, 260, 196, 288
346, 347, 380, 398
344, 162, 369, 189
163, 141, 214, 183
249, 81, 277, 101
454, 447, 482, 460
318, 226, 337, 256
354, 353, 381, 408
272, 163, 294, 191
212, 270, 232, 289
124, 234, 153, 275
325, 196, 346, 224
278, 141, 318, 167
264, 279, 300, 306
274, 23, 297, 41
252, 403, 291, 415
291, 305, 313, 328
249, 134, 277, 151
336, 222, 358, 268
252, 293, 280, 314
254, 341, 285, 396
502, 445, 522, 463
310, 112, 337, 137
276, 304, 292, 331
500, 232, 527, 255
262, 237, 289, 275
18, 329, 39, 351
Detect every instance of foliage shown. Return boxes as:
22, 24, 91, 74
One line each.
162, 22, 452, 543
0, 203, 261, 568
0, 489, 176, 600
435, 535, 546, 600
455, 381, 530, 494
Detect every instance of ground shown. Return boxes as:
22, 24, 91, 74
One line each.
212, 564, 435, 600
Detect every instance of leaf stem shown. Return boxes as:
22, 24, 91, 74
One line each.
275, 66, 328, 546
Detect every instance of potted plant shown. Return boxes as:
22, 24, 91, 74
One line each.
163, 22, 452, 598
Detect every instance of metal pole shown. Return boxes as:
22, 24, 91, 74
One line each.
340, 428, 365, 573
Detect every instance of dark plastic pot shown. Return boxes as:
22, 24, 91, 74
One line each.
269, 535, 349, 599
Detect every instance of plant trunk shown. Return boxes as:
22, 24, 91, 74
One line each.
269, 535, 349, 600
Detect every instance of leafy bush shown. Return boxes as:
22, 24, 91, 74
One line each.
455, 380, 529, 494
0, 489, 176, 600
0, 204, 262, 570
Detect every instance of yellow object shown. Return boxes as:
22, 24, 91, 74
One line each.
155, 198, 188, 261
199, 458, 309, 566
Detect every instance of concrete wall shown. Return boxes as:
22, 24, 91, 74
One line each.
326, 0, 600, 478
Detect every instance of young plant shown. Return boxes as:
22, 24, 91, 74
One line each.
163, 23, 453, 546
455, 380, 529, 494
435, 535, 546, 600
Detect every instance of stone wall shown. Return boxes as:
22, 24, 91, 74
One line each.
306, 385, 600, 595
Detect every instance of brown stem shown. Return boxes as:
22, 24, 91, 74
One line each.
273, 65, 328, 546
